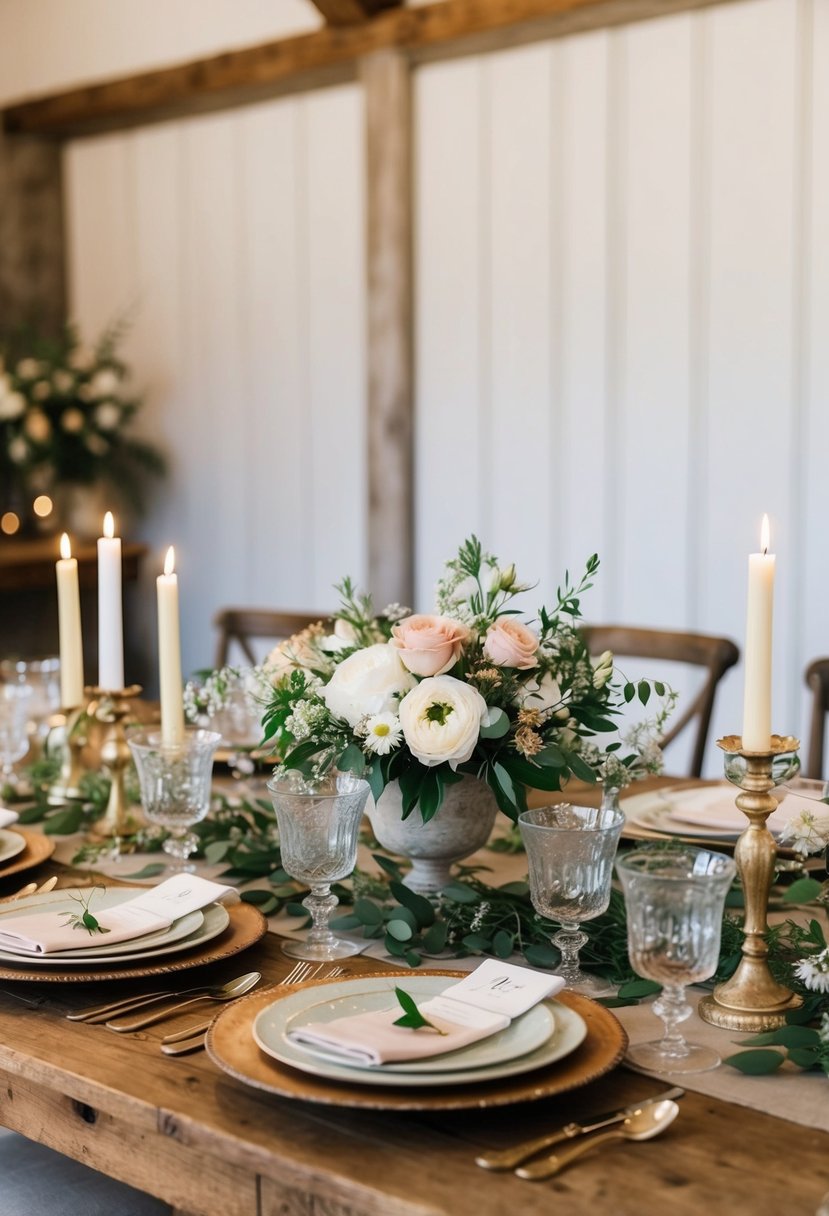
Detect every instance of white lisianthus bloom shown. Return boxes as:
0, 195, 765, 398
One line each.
322, 643, 415, 729
52, 369, 75, 394
0, 391, 25, 421
778, 810, 829, 857
398, 675, 487, 769
61, 407, 85, 433
89, 368, 119, 398
94, 402, 121, 431
363, 712, 402, 756
794, 947, 829, 993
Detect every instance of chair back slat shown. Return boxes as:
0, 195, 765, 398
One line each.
213, 609, 328, 669
805, 658, 829, 780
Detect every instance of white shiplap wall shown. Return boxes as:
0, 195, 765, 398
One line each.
64, 88, 366, 681
61, 0, 829, 771
414, 0, 829, 769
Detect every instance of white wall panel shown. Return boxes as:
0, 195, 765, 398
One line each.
64, 83, 366, 685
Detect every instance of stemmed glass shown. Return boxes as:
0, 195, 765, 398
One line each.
518, 803, 625, 996
616, 846, 736, 1073
0, 683, 34, 792
1, 658, 61, 758
127, 728, 221, 871
267, 769, 370, 961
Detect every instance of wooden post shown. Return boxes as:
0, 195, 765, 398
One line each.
362, 49, 414, 608
0, 131, 65, 336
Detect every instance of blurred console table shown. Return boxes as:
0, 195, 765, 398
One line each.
0, 536, 147, 677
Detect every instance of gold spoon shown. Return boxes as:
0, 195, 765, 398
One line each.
516, 1099, 680, 1180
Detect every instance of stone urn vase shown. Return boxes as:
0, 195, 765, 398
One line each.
368, 774, 499, 894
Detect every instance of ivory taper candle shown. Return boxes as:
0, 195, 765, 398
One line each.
742, 514, 775, 752
56, 532, 84, 708
97, 511, 124, 690
157, 546, 185, 747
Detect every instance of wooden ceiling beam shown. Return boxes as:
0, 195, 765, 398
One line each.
309, 0, 402, 26
2, 0, 743, 139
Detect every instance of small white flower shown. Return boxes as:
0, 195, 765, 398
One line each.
61, 407, 85, 433
8, 436, 28, 463
16, 357, 41, 379
89, 368, 119, 398
32, 380, 51, 401
0, 391, 25, 421
52, 369, 75, 394
363, 712, 402, 756
794, 948, 829, 993
778, 810, 829, 858
68, 345, 95, 372
24, 410, 51, 442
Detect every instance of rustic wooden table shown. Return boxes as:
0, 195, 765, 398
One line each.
0, 926, 826, 1216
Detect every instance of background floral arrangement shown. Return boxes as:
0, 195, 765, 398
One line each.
0, 320, 164, 520
261, 537, 669, 822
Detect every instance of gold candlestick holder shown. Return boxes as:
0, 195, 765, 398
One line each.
698, 734, 803, 1032
88, 685, 144, 839
47, 706, 89, 806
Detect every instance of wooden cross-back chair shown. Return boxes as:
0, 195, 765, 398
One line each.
213, 608, 328, 669
805, 658, 829, 780
581, 625, 740, 778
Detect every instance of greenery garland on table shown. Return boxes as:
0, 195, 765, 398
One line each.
9, 758, 829, 1077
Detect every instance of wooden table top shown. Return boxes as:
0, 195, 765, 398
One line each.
0, 914, 826, 1216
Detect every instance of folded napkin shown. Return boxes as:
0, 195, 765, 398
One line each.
0, 808, 19, 830
665, 786, 822, 835
288, 960, 565, 1067
0, 873, 236, 955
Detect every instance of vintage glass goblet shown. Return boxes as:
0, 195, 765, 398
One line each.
1, 657, 61, 758
518, 803, 625, 996
617, 846, 737, 1073
0, 683, 34, 789
127, 728, 221, 871
267, 770, 370, 961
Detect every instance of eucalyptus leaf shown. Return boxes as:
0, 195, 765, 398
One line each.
442, 882, 479, 904
116, 862, 167, 880
354, 898, 384, 926
782, 877, 824, 904
617, 978, 662, 999
422, 921, 448, 953
389, 880, 436, 928
480, 708, 510, 739
43, 805, 84, 835
203, 840, 231, 865
493, 930, 514, 958
387, 918, 414, 942
724, 1049, 785, 1075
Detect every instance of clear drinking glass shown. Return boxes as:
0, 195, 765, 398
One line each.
518, 802, 625, 996
617, 846, 737, 1073
1, 657, 61, 756
127, 728, 221, 871
267, 769, 370, 961
0, 683, 34, 788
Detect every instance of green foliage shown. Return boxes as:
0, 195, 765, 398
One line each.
393, 987, 446, 1034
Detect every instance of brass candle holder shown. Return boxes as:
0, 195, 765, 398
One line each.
88, 685, 144, 839
47, 706, 89, 806
698, 734, 803, 1032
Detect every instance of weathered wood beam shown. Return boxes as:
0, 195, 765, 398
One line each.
3, 0, 745, 139
0, 132, 65, 336
363, 49, 413, 608
309, 0, 402, 26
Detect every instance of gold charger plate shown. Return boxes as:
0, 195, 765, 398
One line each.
0, 829, 56, 883
206, 970, 627, 1111
0, 900, 266, 983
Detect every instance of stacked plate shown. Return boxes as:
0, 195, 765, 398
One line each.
0, 828, 26, 869
622, 782, 826, 841
252, 974, 587, 1091
0, 887, 230, 970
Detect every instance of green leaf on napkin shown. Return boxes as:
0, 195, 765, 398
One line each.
393, 987, 447, 1034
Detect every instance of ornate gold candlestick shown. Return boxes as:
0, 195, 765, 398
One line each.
47, 706, 89, 806
698, 734, 803, 1032
88, 686, 143, 838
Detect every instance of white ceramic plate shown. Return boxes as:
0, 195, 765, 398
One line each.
0, 829, 27, 866
253, 976, 587, 1089
0, 888, 229, 965
621, 787, 742, 839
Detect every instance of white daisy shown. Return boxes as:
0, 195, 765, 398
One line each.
363, 712, 402, 756
794, 947, 829, 994
778, 810, 829, 857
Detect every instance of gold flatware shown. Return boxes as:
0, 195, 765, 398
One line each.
515, 1099, 680, 1180
475, 1086, 685, 1170
1, 876, 59, 905
107, 972, 262, 1032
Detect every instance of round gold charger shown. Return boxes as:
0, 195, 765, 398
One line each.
0, 829, 56, 883
0, 900, 266, 983
206, 970, 628, 1111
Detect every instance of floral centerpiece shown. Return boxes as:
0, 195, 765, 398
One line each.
0, 320, 164, 529
261, 537, 665, 824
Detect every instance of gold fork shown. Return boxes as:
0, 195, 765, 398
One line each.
160, 964, 346, 1056
0, 876, 59, 904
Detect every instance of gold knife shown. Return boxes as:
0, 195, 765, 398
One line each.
474, 1086, 685, 1170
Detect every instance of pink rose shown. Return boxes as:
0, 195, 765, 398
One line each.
391, 614, 470, 677
483, 619, 538, 669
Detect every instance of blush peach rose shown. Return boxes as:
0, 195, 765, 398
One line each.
391, 614, 470, 677
483, 619, 538, 669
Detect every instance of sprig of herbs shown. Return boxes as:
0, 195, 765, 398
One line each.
60, 887, 111, 936
393, 987, 447, 1034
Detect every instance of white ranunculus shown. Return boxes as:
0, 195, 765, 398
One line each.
398, 675, 487, 769
322, 643, 415, 729
0, 391, 25, 421
518, 671, 565, 713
